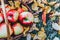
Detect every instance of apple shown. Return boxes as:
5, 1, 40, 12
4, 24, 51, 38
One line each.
19, 12, 34, 26
17, 8, 24, 14
7, 9, 19, 22
0, 8, 2, 13
12, 23, 24, 35
0, 23, 13, 38
0, 13, 4, 23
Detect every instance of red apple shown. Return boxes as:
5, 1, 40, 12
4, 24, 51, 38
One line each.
7, 9, 19, 22
17, 8, 24, 14
0, 13, 4, 23
0, 23, 13, 38
0, 8, 2, 13
12, 23, 24, 35
19, 12, 34, 26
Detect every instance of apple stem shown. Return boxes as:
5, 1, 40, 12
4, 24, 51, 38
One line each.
1, 0, 12, 40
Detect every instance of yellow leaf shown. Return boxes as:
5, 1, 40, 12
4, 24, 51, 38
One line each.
48, 1, 57, 6
58, 30, 60, 34
42, 0, 48, 4
38, 3, 44, 8
45, 6, 51, 14
22, 5, 28, 11
32, 3, 39, 11
14, 1, 20, 8
41, 27, 45, 32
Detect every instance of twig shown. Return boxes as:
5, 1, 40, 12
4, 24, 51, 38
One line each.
33, 9, 43, 15
1, 0, 11, 40
13, 34, 23, 40
21, 2, 33, 13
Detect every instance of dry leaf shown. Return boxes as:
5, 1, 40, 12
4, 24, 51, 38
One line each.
58, 17, 60, 25
23, 27, 30, 36
37, 0, 44, 8
48, 1, 57, 6
34, 17, 40, 23
14, 1, 20, 8
38, 32, 46, 40
31, 33, 36, 38
54, 3, 60, 9
29, 23, 39, 32
37, 0, 42, 4
8, 1, 14, 6
28, 0, 33, 4
22, 5, 28, 11
45, 6, 51, 14
38, 3, 44, 8
31, 3, 39, 11
41, 27, 45, 32
8, 1, 15, 9
22, 0, 28, 3
58, 30, 60, 34
38, 31, 46, 40
42, 0, 48, 4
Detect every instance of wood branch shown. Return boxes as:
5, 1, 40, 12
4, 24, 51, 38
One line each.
33, 9, 43, 15
22, 3, 33, 13
13, 34, 23, 40
1, 0, 12, 40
